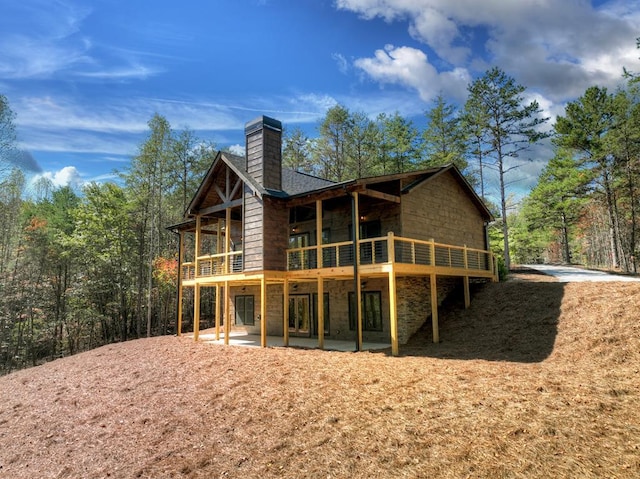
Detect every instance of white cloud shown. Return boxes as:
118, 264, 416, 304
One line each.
337, 0, 640, 102
354, 45, 470, 103
227, 144, 245, 156
35, 166, 83, 188
332, 53, 349, 74
0, 1, 163, 82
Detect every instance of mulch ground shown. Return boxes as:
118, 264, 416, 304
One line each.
1, 270, 639, 478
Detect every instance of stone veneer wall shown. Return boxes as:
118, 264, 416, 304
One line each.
396, 276, 458, 344
227, 275, 459, 345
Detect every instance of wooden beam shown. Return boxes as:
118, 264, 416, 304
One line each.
215, 284, 220, 340
463, 276, 470, 309
224, 281, 230, 345
286, 188, 350, 208
217, 218, 222, 254
177, 231, 184, 336
463, 245, 470, 309
195, 215, 201, 266
283, 279, 289, 347
360, 188, 401, 203
229, 177, 242, 201
430, 274, 439, 343
225, 207, 231, 274
260, 275, 267, 348
354, 192, 363, 351
199, 198, 243, 216
388, 269, 398, 356
317, 277, 324, 350
193, 284, 201, 342
214, 183, 226, 202
316, 199, 323, 270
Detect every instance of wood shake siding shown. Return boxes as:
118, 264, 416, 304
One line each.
262, 129, 282, 190
401, 172, 486, 250
246, 121, 282, 191
246, 129, 265, 186
243, 190, 264, 271
262, 198, 288, 271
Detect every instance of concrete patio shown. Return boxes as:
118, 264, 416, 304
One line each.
185, 329, 391, 353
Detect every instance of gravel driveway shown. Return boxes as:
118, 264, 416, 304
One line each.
522, 264, 640, 282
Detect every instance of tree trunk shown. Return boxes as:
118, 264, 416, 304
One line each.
561, 211, 571, 264
497, 147, 511, 271
602, 168, 620, 269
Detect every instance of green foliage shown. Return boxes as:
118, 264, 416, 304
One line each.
521, 151, 591, 263
508, 209, 550, 265
376, 112, 420, 174
421, 94, 469, 173
0, 94, 17, 160
464, 67, 550, 271
1, 113, 217, 373
314, 104, 352, 181
283, 127, 314, 174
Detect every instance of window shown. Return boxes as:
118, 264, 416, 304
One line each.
288, 294, 310, 333
289, 232, 309, 248
348, 291, 383, 332
349, 220, 386, 264
289, 232, 313, 269
235, 295, 254, 326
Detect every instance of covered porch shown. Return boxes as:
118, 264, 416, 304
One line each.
184, 329, 391, 352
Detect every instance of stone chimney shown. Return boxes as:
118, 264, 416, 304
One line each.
245, 115, 282, 190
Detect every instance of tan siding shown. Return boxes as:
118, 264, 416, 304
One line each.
401, 171, 486, 250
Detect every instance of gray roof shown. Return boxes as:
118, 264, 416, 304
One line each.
281, 169, 336, 196
223, 152, 335, 197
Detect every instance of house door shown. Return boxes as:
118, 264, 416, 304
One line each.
288, 294, 310, 335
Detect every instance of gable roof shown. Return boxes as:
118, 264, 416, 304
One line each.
184, 151, 336, 217
182, 152, 491, 223
285, 164, 493, 222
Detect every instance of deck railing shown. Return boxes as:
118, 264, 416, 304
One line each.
287, 233, 494, 275
181, 233, 494, 280
181, 251, 243, 280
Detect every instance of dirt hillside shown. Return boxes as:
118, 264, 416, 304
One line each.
1, 271, 639, 478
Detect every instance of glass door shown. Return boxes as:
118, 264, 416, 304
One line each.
288, 294, 310, 335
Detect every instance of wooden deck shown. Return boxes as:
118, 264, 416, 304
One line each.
177, 232, 496, 356
181, 232, 496, 282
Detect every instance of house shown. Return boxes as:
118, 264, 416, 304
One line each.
169, 115, 496, 356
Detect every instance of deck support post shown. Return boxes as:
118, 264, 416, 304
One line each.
317, 277, 324, 350
463, 245, 470, 309
430, 274, 439, 343
316, 200, 323, 267
224, 281, 230, 345
352, 192, 363, 351
463, 276, 470, 309
177, 231, 184, 336
215, 283, 221, 340
283, 279, 289, 347
193, 284, 201, 342
260, 276, 267, 348
225, 208, 231, 274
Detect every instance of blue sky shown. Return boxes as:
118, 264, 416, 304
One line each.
1, 0, 639, 201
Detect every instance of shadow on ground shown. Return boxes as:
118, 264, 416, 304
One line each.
400, 273, 564, 363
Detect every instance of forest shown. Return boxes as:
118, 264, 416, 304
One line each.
1, 60, 639, 373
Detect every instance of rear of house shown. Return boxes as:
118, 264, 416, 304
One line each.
170, 115, 496, 355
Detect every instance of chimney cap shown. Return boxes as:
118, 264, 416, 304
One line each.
245, 115, 282, 135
